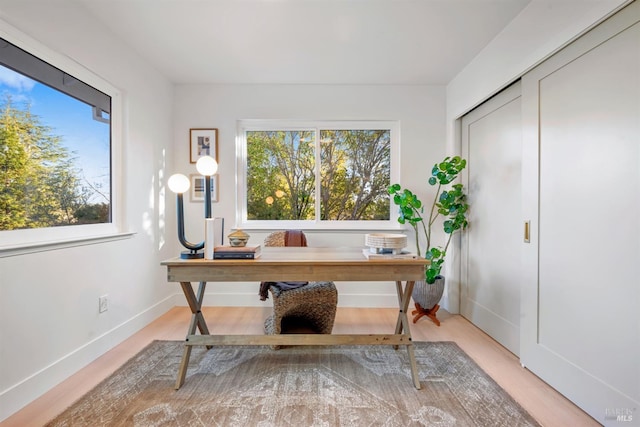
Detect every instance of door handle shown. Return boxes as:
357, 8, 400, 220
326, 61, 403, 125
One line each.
524, 221, 530, 243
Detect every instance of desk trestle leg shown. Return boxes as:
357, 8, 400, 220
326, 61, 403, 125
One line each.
176, 281, 211, 389
174, 279, 422, 390
394, 280, 421, 389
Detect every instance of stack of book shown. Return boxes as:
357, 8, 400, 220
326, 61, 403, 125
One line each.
213, 245, 261, 259
362, 248, 417, 260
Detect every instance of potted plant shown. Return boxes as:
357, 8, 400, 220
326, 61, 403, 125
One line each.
388, 156, 469, 325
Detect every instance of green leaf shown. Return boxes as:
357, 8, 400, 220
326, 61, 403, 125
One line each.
425, 268, 440, 284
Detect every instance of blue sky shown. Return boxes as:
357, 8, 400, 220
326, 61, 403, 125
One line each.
0, 65, 110, 203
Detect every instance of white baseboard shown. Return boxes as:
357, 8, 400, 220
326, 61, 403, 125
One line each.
0, 296, 175, 422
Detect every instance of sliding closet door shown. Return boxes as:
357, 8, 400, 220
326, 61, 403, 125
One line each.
521, 2, 640, 424
461, 82, 522, 355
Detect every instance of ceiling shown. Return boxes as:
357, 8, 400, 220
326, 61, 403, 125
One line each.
77, 0, 531, 85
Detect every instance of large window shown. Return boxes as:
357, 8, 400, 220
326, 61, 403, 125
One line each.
0, 32, 119, 252
1, 36, 111, 233
237, 120, 399, 229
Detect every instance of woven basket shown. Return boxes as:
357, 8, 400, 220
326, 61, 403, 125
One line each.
364, 233, 407, 249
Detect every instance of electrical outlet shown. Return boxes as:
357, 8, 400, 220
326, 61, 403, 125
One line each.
99, 295, 108, 313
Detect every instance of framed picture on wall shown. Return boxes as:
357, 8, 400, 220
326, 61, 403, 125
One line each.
190, 128, 218, 163
190, 174, 219, 202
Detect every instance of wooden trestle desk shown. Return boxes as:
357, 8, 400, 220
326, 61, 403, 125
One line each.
161, 246, 428, 390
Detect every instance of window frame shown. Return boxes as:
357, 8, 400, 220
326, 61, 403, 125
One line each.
0, 22, 128, 256
236, 119, 400, 231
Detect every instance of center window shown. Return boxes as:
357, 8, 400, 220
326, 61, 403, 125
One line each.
237, 120, 399, 229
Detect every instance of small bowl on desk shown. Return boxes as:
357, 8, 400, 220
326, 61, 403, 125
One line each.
228, 229, 250, 247
364, 233, 407, 250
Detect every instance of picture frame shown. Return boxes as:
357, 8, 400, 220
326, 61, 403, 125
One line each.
190, 128, 218, 163
190, 174, 219, 203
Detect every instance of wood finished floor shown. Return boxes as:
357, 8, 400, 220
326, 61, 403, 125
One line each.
1, 306, 600, 427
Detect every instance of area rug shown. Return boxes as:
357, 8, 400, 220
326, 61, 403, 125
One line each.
46, 341, 540, 426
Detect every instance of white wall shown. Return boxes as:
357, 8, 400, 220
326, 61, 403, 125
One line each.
442, 0, 630, 313
0, 3, 176, 420
173, 84, 446, 307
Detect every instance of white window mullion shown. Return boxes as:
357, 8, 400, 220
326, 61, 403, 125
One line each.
314, 127, 322, 224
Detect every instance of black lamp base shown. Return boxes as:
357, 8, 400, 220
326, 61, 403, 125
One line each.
180, 250, 204, 259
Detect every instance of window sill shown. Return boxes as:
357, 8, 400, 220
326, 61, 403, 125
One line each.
0, 232, 136, 258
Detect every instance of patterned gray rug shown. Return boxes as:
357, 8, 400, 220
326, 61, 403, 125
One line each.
46, 341, 540, 426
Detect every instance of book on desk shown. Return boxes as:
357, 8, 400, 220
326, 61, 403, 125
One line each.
361, 248, 418, 260
213, 245, 261, 259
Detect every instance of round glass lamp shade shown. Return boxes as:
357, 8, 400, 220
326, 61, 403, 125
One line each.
168, 173, 190, 194
196, 156, 218, 176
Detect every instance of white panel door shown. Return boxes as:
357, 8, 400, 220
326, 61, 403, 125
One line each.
461, 82, 522, 355
521, 3, 640, 425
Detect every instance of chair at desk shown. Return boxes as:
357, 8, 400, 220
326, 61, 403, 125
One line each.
260, 230, 338, 343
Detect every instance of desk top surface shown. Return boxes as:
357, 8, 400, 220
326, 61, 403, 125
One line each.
161, 246, 427, 267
